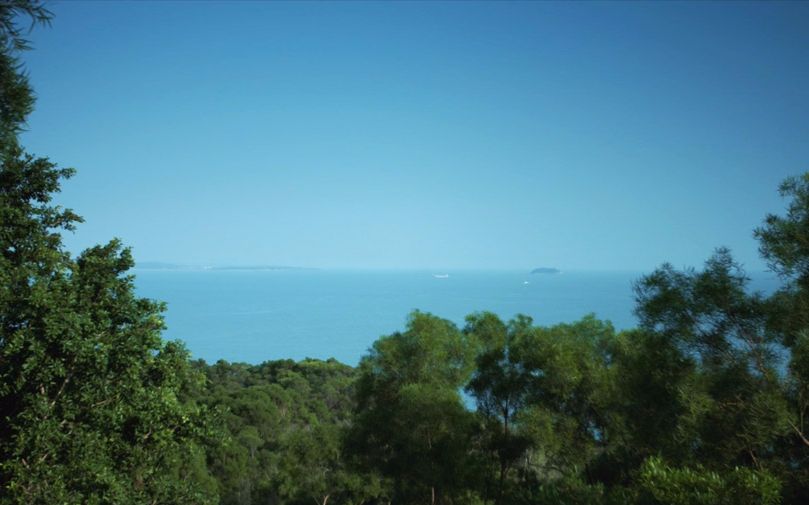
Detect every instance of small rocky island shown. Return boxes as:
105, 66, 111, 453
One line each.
531, 267, 561, 274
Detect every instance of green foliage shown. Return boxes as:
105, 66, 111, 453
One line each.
197, 358, 381, 505
1, 162, 219, 504
465, 312, 534, 503
0, 4, 218, 503
517, 316, 617, 478
756, 174, 809, 285
633, 250, 791, 470
634, 248, 781, 373
5, 4, 809, 504
0, 1, 50, 149
530, 476, 607, 505
754, 173, 809, 503
350, 311, 481, 504
635, 457, 781, 505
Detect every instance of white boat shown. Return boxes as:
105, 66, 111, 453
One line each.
433, 274, 449, 279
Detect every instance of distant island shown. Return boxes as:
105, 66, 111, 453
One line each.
531, 267, 561, 274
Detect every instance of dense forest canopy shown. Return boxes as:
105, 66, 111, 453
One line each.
3, 2, 809, 504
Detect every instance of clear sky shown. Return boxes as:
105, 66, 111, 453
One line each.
19, 1, 809, 271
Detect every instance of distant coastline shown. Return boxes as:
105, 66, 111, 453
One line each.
531, 267, 561, 274
135, 262, 317, 272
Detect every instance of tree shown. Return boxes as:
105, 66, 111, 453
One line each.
634, 457, 781, 505
754, 173, 809, 502
465, 312, 533, 503
0, 0, 50, 151
633, 249, 790, 471
756, 174, 809, 289
349, 311, 481, 504
0, 3, 218, 503
587, 327, 704, 484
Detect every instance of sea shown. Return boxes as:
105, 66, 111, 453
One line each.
133, 269, 781, 366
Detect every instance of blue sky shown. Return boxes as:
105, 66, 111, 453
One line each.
19, 1, 809, 271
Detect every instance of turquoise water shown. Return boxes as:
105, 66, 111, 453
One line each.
133, 270, 780, 365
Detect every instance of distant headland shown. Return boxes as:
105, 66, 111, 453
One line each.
135, 262, 316, 272
530, 267, 561, 274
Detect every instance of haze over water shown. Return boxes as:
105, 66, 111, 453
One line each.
134, 269, 780, 365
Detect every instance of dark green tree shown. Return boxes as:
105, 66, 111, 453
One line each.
754, 173, 809, 502
349, 311, 481, 504
0, 0, 50, 150
634, 249, 789, 471
587, 328, 703, 485
0, 3, 218, 503
465, 312, 534, 503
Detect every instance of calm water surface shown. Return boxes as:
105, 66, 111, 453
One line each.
133, 270, 779, 365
